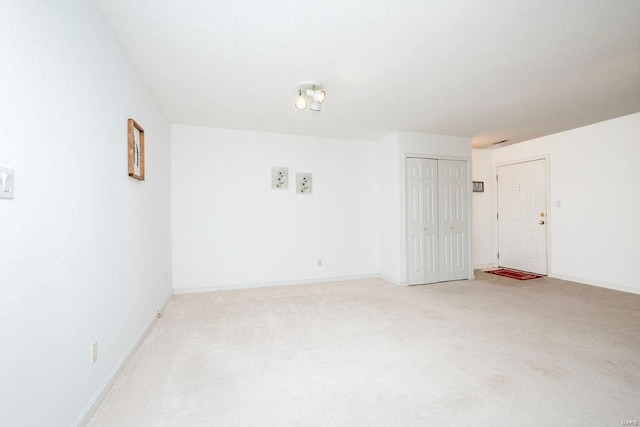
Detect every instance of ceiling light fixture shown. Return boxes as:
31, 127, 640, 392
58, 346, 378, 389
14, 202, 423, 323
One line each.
295, 81, 326, 111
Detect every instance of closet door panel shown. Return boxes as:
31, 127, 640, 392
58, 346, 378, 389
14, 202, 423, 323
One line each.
406, 158, 439, 285
438, 160, 468, 281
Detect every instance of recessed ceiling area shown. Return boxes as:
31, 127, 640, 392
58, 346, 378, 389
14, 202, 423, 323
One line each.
94, 0, 640, 147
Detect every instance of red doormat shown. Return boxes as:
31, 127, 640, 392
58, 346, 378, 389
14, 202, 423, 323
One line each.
485, 268, 544, 280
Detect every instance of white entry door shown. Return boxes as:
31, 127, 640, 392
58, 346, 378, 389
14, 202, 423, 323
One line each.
407, 158, 468, 285
497, 159, 547, 275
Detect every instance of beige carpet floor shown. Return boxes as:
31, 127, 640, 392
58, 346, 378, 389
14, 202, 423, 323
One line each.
87, 273, 640, 426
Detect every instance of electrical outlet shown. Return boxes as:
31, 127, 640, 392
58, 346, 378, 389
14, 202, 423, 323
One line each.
317, 259, 322, 267
91, 342, 98, 365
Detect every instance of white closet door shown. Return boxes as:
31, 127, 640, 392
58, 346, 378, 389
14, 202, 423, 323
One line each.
406, 158, 439, 285
438, 160, 468, 282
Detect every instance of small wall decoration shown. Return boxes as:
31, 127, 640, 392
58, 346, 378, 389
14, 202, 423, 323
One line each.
296, 172, 312, 194
473, 181, 484, 192
128, 118, 145, 181
271, 167, 289, 189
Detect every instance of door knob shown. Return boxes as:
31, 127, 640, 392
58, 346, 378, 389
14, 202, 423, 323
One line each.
539, 220, 545, 225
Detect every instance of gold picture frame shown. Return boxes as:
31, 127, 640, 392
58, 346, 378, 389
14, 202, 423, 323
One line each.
128, 118, 145, 181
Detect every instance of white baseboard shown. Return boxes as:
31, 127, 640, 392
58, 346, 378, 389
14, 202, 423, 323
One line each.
173, 274, 380, 295
72, 292, 173, 426
474, 263, 496, 270
377, 274, 405, 286
550, 273, 640, 296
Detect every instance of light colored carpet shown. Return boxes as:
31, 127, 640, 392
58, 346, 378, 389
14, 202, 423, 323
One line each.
88, 274, 640, 426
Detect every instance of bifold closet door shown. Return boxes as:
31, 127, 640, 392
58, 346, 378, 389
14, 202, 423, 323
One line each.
407, 158, 468, 285
407, 158, 439, 285
438, 160, 468, 282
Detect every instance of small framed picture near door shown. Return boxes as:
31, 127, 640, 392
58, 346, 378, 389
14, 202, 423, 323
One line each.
128, 118, 145, 181
472, 181, 484, 192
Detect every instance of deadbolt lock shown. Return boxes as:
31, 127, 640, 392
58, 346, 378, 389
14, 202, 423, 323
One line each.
540, 212, 545, 217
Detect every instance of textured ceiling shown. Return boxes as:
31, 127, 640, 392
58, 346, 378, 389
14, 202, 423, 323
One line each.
94, 0, 640, 147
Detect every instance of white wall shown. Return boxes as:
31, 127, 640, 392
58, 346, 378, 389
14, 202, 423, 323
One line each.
171, 125, 378, 291
471, 149, 494, 267
477, 113, 640, 294
0, 1, 173, 426
398, 131, 472, 158
377, 133, 402, 282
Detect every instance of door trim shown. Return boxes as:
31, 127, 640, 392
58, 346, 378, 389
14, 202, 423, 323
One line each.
402, 153, 473, 284
492, 155, 551, 275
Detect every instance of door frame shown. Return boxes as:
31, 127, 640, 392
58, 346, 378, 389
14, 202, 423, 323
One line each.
492, 155, 551, 274
401, 153, 474, 285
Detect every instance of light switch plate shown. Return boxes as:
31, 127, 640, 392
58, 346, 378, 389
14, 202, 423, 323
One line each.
0, 166, 14, 199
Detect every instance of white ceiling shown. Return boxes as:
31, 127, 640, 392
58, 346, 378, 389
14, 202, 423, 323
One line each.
94, 0, 640, 147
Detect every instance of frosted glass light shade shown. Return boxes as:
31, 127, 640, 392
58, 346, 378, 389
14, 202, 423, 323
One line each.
295, 95, 307, 110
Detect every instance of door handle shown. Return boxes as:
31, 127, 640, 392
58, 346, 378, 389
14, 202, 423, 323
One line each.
539, 220, 545, 225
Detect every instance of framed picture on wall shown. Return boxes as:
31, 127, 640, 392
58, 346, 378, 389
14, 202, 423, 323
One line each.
472, 181, 484, 192
271, 167, 289, 189
128, 118, 145, 181
296, 172, 312, 194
